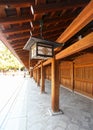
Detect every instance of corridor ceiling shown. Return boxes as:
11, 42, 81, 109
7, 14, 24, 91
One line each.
0, 0, 92, 69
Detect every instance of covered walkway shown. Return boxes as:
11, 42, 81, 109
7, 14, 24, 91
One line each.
0, 77, 93, 130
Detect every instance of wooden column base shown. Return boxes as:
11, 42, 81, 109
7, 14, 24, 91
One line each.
48, 108, 64, 116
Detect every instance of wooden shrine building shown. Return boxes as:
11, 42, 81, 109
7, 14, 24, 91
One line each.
0, 0, 93, 112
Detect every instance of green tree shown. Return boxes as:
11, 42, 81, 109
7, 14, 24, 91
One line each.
0, 41, 23, 71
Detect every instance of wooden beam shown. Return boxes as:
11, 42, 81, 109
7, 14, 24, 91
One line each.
31, 2, 87, 14
2, 26, 31, 35
11, 44, 24, 47
0, 15, 33, 25
14, 48, 23, 51
43, 30, 63, 38
11, 43, 26, 47
32, 29, 64, 39
32, 24, 67, 36
37, 32, 93, 68
15, 49, 27, 53
16, 7, 20, 15
0, 5, 6, 18
56, 32, 93, 60
19, 53, 29, 57
51, 57, 60, 112
12, 46, 26, 51
10, 38, 28, 44
34, 0, 46, 20
0, 5, 9, 29
32, 16, 75, 28
13, 46, 24, 49
30, 60, 38, 67
7, 33, 30, 41
8, 36, 29, 41
46, 34, 60, 41
0, 0, 34, 7
57, 1, 93, 43
43, 58, 52, 66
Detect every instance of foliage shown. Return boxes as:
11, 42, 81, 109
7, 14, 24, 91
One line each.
0, 41, 23, 71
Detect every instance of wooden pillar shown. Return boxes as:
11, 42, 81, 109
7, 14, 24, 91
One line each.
33, 70, 35, 79
37, 68, 40, 86
34, 70, 35, 80
36, 69, 37, 82
35, 69, 37, 82
29, 51, 31, 74
41, 62, 45, 93
71, 62, 74, 91
51, 57, 60, 112
30, 69, 33, 77
34, 69, 37, 82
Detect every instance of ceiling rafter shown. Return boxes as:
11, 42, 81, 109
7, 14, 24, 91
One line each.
12, 44, 25, 48
32, 15, 77, 28
31, 2, 88, 14
0, 5, 9, 29
2, 25, 31, 35
19, 54, 29, 58
11, 42, 25, 47
32, 23, 68, 36
0, 0, 34, 7
11, 43, 26, 48
17, 51, 29, 55
33, 28, 64, 38
15, 49, 27, 52
10, 38, 28, 45
44, 33, 61, 40
14, 48, 23, 52
34, 0, 46, 20
0, 5, 6, 18
0, 15, 33, 25
7, 33, 30, 41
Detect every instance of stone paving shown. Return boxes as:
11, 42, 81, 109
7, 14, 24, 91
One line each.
1, 77, 93, 130
27, 78, 93, 130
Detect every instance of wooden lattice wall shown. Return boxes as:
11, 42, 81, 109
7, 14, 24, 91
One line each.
44, 53, 93, 98
74, 53, 93, 98
45, 65, 51, 80
59, 61, 73, 90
